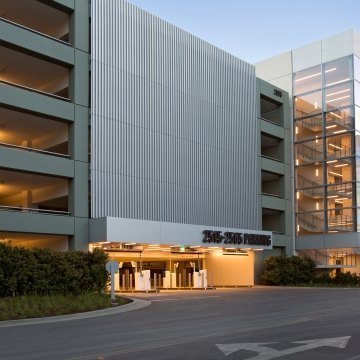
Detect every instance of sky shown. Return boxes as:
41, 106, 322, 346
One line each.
127, 0, 360, 64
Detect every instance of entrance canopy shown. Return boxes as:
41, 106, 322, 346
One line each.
90, 217, 272, 250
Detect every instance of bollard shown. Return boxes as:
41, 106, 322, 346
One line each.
125, 269, 129, 290
153, 273, 157, 290
122, 274, 126, 291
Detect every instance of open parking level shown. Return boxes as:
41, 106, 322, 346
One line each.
2, 287, 360, 359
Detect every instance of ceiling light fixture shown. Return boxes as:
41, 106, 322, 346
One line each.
329, 171, 343, 177
326, 78, 350, 87
328, 143, 342, 150
326, 89, 350, 97
326, 95, 350, 103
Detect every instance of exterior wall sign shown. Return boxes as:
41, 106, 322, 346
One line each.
202, 230, 271, 247
273, 89, 283, 98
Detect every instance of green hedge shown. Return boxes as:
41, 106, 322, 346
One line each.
314, 271, 360, 286
262, 255, 360, 286
0, 243, 109, 297
262, 256, 316, 285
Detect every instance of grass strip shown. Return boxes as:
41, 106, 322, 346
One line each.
0, 292, 130, 321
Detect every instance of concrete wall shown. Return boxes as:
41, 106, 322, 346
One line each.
0, 0, 89, 250
206, 251, 255, 286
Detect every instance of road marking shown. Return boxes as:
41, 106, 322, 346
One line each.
66, 314, 316, 359
216, 336, 351, 359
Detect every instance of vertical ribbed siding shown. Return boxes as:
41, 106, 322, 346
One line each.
91, 0, 259, 229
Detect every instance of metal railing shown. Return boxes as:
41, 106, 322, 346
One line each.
0, 17, 70, 46
296, 142, 323, 163
0, 205, 70, 216
0, 80, 70, 102
0, 141, 70, 158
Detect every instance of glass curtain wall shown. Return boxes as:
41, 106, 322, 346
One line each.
294, 55, 357, 235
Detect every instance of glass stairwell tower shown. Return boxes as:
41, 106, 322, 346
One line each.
294, 54, 360, 269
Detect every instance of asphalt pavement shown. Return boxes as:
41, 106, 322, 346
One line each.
1, 287, 360, 360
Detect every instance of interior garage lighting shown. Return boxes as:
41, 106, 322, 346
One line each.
329, 143, 342, 150
326, 95, 350, 103
326, 89, 350, 97
295, 67, 336, 82
329, 111, 342, 119
329, 171, 343, 177
327, 78, 350, 87
326, 124, 337, 129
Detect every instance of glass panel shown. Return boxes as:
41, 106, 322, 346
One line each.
325, 107, 353, 135
356, 106, 360, 132
327, 208, 354, 233
326, 157, 353, 184
355, 56, 360, 82
294, 65, 322, 95
295, 139, 323, 165
355, 133, 360, 157
297, 186, 324, 211
355, 81, 360, 106
356, 157, 360, 180
325, 81, 353, 111
327, 182, 353, 205
295, 115, 322, 142
357, 208, 360, 232
326, 133, 353, 160
297, 210, 325, 235
296, 164, 324, 188
324, 56, 353, 87
295, 90, 322, 118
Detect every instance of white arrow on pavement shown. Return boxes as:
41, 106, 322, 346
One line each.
216, 336, 351, 359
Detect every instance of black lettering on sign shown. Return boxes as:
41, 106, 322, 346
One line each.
274, 89, 283, 98
202, 230, 271, 247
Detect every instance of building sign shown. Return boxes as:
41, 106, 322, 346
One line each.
202, 230, 271, 247
273, 89, 283, 98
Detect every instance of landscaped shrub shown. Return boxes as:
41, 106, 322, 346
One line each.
262, 255, 360, 287
314, 271, 360, 286
262, 255, 316, 285
0, 243, 109, 297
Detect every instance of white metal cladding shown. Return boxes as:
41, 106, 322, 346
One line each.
91, 0, 259, 229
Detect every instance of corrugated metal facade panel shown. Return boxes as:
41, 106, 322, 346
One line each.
91, 0, 259, 229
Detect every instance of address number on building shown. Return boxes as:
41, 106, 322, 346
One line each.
202, 230, 271, 247
273, 89, 283, 98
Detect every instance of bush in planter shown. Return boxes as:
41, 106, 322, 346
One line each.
0, 243, 109, 297
262, 255, 316, 285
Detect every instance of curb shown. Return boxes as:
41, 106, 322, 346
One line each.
0, 297, 150, 328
